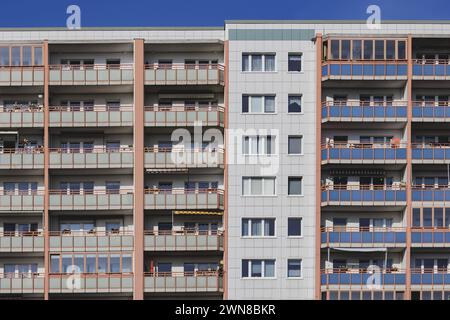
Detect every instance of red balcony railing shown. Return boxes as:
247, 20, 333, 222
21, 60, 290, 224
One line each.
0, 231, 44, 252
321, 184, 407, 205
0, 106, 43, 127
49, 64, 134, 85
144, 229, 224, 251
321, 226, 406, 246
321, 142, 407, 163
321, 100, 408, 121
144, 271, 223, 292
49, 147, 133, 169
144, 188, 224, 210
144, 63, 225, 85
0, 66, 45, 86
144, 105, 224, 127
144, 147, 224, 168
0, 273, 44, 294
48, 272, 134, 293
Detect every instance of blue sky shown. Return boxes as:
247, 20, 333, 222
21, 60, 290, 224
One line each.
2, 0, 450, 27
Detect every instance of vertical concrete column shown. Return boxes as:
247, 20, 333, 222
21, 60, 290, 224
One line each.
223, 40, 229, 300
405, 34, 413, 300
133, 38, 145, 300
315, 33, 323, 300
43, 39, 50, 300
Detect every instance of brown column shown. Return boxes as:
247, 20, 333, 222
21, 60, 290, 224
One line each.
405, 34, 413, 300
315, 33, 323, 300
43, 40, 50, 300
223, 40, 229, 300
133, 38, 145, 300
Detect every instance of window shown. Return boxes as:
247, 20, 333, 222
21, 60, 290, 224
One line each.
243, 136, 275, 155
106, 181, 120, 194
242, 260, 275, 278
106, 100, 121, 111
242, 53, 276, 72
287, 259, 302, 278
22, 47, 32, 66
288, 136, 303, 155
288, 177, 303, 196
242, 95, 276, 114
288, 54, 302, 72
0, 47, 10, 66
242, 218, 275, 237
288, 218, 302, 236
242, 177, 276, 196
106, 141, 120, 152
34, 47, 43, 65
288, 95, 302, 113
157, 263, 172, 273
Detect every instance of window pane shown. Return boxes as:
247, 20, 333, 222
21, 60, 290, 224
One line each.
352, 40, 362, 60
250, 96, 263, 113
330, 40, 339, 59
288, 136, 302, 154
86, 255, 96, 273
341, 40, 350, 59
243, 178, 250, 195
251, 178, 262, 195
242, 260, 249, 277
251, 260, 262, 277
22, 47, 31, 66
34, 47, 43, 65
242, 219, 249, 236
251, 219, 262, 236
122, 255, 132, 272
288, 260, 302, 277
364, 40, 373, 60
264, 260, 275, 277
110, 255, 121, 273
263, 178, 275, 195
11, 47, 20, 66
264, 96, 275, 113
265, 55, 275, 71
375, 40, 385, 60
288, 54, 302, 72
386, 40, 395, 59
242, 54, 250, 71
242, 95, 249, 113
0, 47, 9, 66
50, 255, 60, 273
288, 218, 302, 236
398, 41, 406, 60
98, 256, 108, 273
423, 208, 432, 227
251, 55, 262, 71
288, 95, 302, 113
288, 177, 302, 195
264, 219, 275, 236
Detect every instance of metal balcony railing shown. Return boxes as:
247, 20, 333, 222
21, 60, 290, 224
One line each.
0, 105, 43, 127
412, 186, 450, 202
321, 226, 406, 246
321, 143, 407, 163
411, 268, 450, 286
321, 268, 406, 286
321, 101, 407, 121
49, 272, 134, 293
0, 66, 44, 86
49, 106, 133, 127
412, 227, 450, 245
144, 229, 224, 251
412, 101, 450, 120
413, 59, 450, 79
144, 63, 225, 86
0, 190, 44, 211
322, 60, 408, 80
0, 231, 44, 252
0, 147, 44, 169
412, 143, 450, 162
144, 147, 224, 168
0, 273, 44, 294
144, 271, 223, 293
49, 64, 134, 85
321, 184, 407, 205
144, 105, 224, 127
49, 147, 134, 169
144, 188, 224, 210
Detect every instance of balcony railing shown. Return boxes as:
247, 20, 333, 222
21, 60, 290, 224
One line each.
321, 269, 406, 287
144, 189, 224, 210
49, 64, 133, 85
49, 273, 133, 293
49, 106, 133, 127
412, 143, 450, 162
0, 190, 44, 211
413, 59, 450, 79
49, 147, 134, 169
411, 269, 450, 286
144, 230, 224, 251
144, 147, 224, 169
0, 106, 43, 127
0, 148, 44, 169
321, 185, 407, 206
412, 186, 450, 202
321, 227, 406, 247
144, 63, 225, 86
0, 66, 44, 86
144, 105, 224, 127
412, 101, 450, 121
49, 189, 134, 210
322, 60, 407, 80
0, 273, 44, 294
144, 271, 223, 293
412, 228, 450, 246
0, 231, 44, 252
49, 231, 134, 252
321, 143, 407, 164
321, 101, 407, 122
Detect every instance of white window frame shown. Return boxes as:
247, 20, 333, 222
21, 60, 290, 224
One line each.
288, 95, 303, 114
288, 135, 303, 155
287, 217, 303, 238
241, 218, 276, 238
242, 177, 276, 196
242, 135, 276, 155
242, 53, 276, 72
288, 177, 303, 196
242, 259, 276, 279
287, 259, 303, 279
242, 95, 276, 114
288, 53, 303, 73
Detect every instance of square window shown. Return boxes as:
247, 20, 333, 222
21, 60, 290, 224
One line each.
288, 54, 302, 72
288, 136, 303, 154
288, 95, 302, 113
288, 177, 303, 195
288, 218, 302, 236
287, 259, 302, 278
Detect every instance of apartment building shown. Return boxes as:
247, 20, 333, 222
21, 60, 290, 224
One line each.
1, 21, 450, 300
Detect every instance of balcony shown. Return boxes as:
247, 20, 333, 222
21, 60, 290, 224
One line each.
0, 232, 44, 252
412, 228, 450, 247
144, 271, 223, 293
0, 148, 44, 169
413, 59, 450, 80
144, 147, 224, 169
49, 147, 133, 169
321, 101, 407, 122
0, 190, 44, 211
412, 187, 450, 203
144, 230, 224, 251
0, 274, 44, 294
411, 269, 450, 287
144, 189, 224, 210
49, 189, 133, 211
49, 106, 133, 127
321, 227, 406, 248
49, 273, 133, 294
321, 269, 406, 288
412, 102, 450, 122
49, 64, 133, 86
412, 144, 450, 163
144, 63, 225, 86
144, 105, 224, 127
321, 143, 407, 165
0, 107, 43, 128
321, 60, 407, 81
321, 185, 407, 206
0, 66, 44, 86
49, 231, 133, 252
